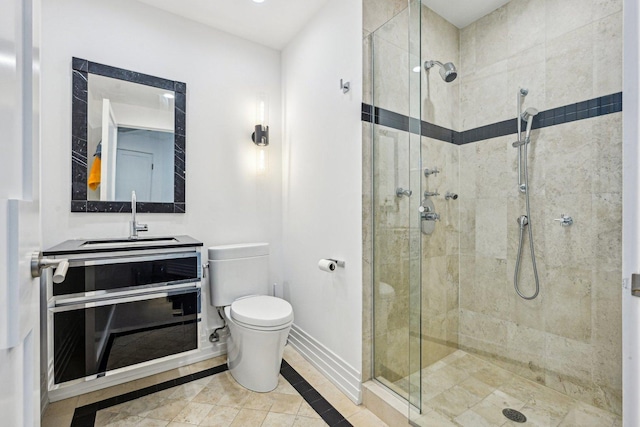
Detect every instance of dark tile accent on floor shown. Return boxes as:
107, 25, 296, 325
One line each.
362, 91, 623, 145
280, 360, 354, 427
70, 360, 353, 427
70, 364, 228, 427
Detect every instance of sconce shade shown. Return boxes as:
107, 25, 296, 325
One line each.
252, 124, 269, 146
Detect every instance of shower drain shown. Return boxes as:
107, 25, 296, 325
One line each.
502, 408, 527, 423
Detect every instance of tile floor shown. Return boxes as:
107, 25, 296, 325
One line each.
411, 350, 622, 427
41, 346, 388, 427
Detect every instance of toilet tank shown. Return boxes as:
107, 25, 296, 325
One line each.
208, 243, 269, 307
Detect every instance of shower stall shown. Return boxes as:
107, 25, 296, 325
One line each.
365, 0, 623, 425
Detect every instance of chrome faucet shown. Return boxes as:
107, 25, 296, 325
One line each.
129, 191, 148, 239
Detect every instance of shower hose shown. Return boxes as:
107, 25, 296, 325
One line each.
514, 141, 540, 300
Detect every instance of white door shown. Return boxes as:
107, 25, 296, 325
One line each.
0, 0, 41, 425
115, 149, 154, 201
100, 99, 119, 201
623, 1, 640, 425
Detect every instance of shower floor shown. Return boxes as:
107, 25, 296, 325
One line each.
394, 350, 621, 426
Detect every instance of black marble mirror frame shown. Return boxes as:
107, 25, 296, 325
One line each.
71, 57, 186, 213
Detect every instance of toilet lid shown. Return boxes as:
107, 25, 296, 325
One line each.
230, 295, 294, 327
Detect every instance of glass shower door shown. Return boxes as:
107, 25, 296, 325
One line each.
370, 0, 423, 413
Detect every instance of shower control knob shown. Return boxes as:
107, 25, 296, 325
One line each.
396, 187, 412, 198
554, 214, 573, 227
424, 167, 440, 177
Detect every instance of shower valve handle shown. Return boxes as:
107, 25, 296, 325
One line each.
424, 167, 440, 177
554, 214, 573, 226
396, 187, 412, 198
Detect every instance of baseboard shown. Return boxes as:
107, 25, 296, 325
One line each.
288, 324, 362, 404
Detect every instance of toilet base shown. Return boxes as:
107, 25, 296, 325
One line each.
226, 314, 292, 392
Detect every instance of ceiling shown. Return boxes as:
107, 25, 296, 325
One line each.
422, 0, 512, 28
136, 0, 331, 50
135, 0, 511, 50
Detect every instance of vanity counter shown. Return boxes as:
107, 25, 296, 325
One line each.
43, 234, 202, 256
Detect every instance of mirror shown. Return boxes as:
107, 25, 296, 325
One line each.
71, 57, 186, 213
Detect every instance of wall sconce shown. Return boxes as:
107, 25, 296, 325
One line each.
252, 93, 269, 175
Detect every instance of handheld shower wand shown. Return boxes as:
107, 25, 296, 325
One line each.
522, 107, 539, 142
512, 107, 539, 147
512, 92, 540, 300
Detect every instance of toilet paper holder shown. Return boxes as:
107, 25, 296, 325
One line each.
318, 258, 346, 273
328, 259, 346, 268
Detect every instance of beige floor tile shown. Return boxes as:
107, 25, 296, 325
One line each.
467, 399, 509, 426
347, 409, 389, 427
43, 348, 356, 427
242, 391, 275, 411
105, 414, 145, 426
118, 394, 164, 417
199, 405, 239, 427
454, 409, 497, 427
413, 409, 459, 427
166, 422, 194, 427
292, 415, 328, 427
229, 408, 268, 427
483, 390, 526, 412
216, 384, 252, 408
458, 376, 495, 399
136, 419, 170, 427
167, 382, 207, 401
95, 409, 121, 426
191, 385, 226, 405
425, 385, 482, 419
172, 401, 214, 424
41, 412, 74, 427
269, 393, 303, 414
261, 412, 297, 427
141, 399, 189, 421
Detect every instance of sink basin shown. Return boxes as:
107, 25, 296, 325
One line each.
81, 237, 179, 248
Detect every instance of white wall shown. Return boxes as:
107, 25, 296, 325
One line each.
41, 0, 284, 334
282, 0, 363, 375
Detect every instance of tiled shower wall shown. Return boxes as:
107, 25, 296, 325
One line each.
362, 0, 622, 416
457, 0, 623, 415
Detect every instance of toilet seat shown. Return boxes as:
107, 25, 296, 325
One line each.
229, 295, 294, 328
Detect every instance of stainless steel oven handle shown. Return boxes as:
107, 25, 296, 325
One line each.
49, 287, 200, 313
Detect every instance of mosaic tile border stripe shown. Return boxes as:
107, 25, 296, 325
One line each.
69, 360, 353, 427
362, 92, 623, 145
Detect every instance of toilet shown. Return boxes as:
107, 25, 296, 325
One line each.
208, 243, 294, 392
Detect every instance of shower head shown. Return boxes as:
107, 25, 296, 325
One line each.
424, 60, 458, 82
521, 107, 539, 122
